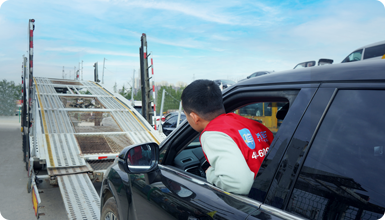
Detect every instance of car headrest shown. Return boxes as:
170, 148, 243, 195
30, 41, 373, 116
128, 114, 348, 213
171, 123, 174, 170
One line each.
276, 103, 289, 120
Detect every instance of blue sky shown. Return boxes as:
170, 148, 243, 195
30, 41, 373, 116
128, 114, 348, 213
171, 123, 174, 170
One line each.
0, 0, 384, 91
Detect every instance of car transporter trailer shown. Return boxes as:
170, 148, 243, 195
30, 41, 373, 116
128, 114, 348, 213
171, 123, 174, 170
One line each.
21, 19, 165, 219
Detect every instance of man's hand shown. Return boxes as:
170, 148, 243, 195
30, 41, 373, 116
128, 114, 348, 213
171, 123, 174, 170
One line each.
205, 166, 211, 173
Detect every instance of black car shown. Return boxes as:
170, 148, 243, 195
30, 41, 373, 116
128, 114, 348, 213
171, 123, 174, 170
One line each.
162, 112, 186, 136
100, 59, 385, 220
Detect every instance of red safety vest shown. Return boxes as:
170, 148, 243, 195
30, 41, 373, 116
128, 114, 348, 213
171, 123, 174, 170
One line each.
200, 113, 274, 177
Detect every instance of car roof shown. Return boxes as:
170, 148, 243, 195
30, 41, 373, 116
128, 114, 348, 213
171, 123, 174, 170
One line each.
235, 59, 385, 87
352, 40, 385, 51
216, 79, 235, 81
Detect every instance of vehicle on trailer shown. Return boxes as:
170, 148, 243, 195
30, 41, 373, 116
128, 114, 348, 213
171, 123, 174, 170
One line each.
100, 59, 385, 220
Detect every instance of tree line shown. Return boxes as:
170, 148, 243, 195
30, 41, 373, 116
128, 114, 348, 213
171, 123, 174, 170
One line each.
118, 84, 185, 115
0, 80, 22, 116
0, 79, 185, 117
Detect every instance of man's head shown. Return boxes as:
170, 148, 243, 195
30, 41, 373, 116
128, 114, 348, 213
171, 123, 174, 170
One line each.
181, 79, 225, 132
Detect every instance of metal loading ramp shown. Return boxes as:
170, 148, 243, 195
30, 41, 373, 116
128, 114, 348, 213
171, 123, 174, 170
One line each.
33, 77, 165, 219
57, 174, 100, 220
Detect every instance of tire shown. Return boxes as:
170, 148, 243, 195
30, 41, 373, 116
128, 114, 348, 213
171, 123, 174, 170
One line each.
101, 197, 120, 220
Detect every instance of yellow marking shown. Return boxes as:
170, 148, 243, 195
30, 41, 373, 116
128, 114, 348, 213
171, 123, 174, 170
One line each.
32, 186, 39, 216
34, 78, 55, 167
382, 54, 385, 59
21, 127, 23, 132
92, 82, 160, 144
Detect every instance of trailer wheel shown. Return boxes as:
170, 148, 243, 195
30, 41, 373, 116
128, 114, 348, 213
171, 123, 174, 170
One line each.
101, 197, 120, 220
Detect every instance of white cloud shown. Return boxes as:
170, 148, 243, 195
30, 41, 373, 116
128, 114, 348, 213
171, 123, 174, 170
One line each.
109, 0, 283, 26
118, 0, 238, 25
1, 0, 384, 88
211, 34, 231, 41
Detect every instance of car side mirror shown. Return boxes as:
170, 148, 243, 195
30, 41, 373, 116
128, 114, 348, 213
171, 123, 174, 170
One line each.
118, 142, 159, 174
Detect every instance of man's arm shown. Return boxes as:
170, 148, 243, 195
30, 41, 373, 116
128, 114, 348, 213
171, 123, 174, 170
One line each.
201, 131, 254, 195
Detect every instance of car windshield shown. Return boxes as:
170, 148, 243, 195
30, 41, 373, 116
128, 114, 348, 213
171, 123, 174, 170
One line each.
254, 72, 268, 76
342, 49, 363, 63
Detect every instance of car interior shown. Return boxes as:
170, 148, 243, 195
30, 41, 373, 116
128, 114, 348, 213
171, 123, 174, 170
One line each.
168, 91, 297, 180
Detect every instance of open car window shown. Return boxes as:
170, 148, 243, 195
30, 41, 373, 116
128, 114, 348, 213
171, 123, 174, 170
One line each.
171, 93, 295, 181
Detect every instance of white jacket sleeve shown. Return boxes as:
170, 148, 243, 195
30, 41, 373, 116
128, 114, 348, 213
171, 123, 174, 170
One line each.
201, 131, 254, 195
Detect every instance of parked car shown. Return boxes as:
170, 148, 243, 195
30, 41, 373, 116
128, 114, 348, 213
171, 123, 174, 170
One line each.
342, 40, 385, 63
213, 79, 236, 90
100, 59, 385, 220
162, 111, 186, 136
246, 70, 273, 79
238, 71, 274, 82
293, 58, 334, 69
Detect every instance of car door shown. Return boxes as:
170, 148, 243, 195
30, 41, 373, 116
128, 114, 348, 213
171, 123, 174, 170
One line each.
285, 87, 385, 220
253, 84, 385, 219
245, 87, 335, 219
129, 123, 259, 219
129, 84, 320, 220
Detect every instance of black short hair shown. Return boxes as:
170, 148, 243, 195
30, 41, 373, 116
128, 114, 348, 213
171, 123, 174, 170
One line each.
181, 79, 225, 120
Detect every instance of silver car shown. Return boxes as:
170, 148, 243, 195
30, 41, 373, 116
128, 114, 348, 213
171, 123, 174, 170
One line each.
342, 40, 385, 63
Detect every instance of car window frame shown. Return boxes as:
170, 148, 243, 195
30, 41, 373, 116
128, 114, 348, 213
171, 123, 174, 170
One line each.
160, 84, 318, 197
156, 85, 326, 220
161, 83, 321, 164
363, 43, 385, 60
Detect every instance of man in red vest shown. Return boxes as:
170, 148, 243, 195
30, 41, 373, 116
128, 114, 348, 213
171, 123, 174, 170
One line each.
181, 79, 273, 195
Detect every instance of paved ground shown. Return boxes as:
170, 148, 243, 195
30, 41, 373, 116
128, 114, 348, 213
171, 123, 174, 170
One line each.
0, 116, 100, 220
